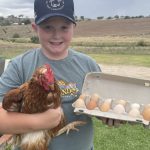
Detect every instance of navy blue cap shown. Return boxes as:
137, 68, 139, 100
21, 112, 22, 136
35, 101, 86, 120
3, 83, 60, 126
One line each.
34, 0, 76, 25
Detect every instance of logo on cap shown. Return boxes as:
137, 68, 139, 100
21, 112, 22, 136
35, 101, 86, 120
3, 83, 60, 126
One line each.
46, 0, 64, 10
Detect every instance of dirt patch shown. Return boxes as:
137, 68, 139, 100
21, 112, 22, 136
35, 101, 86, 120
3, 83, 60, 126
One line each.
100, 64, 150, 80
74, 18, 150, 37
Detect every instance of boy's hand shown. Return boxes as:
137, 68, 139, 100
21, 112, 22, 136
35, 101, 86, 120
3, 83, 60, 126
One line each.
99, 117, 126, 127
41, 107, 63, 129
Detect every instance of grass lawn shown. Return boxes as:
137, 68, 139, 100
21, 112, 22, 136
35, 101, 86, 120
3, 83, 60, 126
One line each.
89, 54, 150, 67
93, 118, 150, 150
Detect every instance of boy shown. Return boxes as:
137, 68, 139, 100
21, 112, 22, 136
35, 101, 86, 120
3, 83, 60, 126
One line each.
0, 0, 101, 149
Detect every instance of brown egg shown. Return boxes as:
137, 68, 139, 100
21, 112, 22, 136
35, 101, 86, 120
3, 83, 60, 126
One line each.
86, 100, 97, 110
84, 95, 91, 105
142, 105, 150, 121
74, 98, 86, 108
99, 99, 112, 112
79, 94, 86, 100
99, 102, 111, 112
90, 93, 100, 102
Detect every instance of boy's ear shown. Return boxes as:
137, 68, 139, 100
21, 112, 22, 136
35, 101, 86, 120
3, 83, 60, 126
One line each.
32, 22, 38, 32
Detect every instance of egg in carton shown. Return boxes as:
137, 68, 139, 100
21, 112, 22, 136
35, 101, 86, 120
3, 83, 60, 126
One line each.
141, 104, 150, 121
85, 93, 100, 110
73, 95, 150, 126
126, 103, 142, 118
98, 98, 112, 112
111, 99, 127, 114
73, 98, 86, 108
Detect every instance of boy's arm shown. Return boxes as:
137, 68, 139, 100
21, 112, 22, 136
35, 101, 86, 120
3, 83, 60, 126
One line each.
0, 104, 62, 134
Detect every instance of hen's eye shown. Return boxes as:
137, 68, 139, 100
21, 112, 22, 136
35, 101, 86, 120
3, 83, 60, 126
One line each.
38, 74, 42, 78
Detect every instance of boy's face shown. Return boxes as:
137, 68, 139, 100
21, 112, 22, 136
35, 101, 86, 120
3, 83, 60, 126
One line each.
32, 17, 74, 59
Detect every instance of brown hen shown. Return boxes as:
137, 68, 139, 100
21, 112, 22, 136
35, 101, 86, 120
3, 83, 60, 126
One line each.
2, 64, 86, 150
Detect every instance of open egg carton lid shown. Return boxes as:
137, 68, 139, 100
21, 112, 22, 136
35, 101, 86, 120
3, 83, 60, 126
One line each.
73, 72, 150, 126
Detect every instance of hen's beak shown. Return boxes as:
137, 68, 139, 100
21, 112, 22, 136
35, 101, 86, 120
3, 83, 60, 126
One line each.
40, 68, 47, 74
49, 83, 55, 91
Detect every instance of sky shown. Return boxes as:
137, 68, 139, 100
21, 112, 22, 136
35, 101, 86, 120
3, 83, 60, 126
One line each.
0, 0, 150, 19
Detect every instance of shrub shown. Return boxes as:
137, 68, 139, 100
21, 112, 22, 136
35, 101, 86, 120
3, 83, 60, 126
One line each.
136, 40, 147, 46
12, 33, 20, 38
30, 36, 39, 44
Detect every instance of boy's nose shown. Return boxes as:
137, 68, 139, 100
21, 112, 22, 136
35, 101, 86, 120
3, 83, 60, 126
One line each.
53, 29, 61, 39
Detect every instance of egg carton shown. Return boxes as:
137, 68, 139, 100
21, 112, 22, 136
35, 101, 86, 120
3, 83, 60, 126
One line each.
72, 72, 150, 126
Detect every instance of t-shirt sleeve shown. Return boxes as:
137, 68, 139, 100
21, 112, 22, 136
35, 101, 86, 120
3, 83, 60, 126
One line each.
87, 57, 101, 72
0, 60, 22, 102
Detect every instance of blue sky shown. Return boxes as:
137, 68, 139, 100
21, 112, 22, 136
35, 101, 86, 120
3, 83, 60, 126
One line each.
0, 0, 150, 18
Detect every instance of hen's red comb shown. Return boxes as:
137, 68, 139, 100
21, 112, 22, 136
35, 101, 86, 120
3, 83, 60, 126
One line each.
44, 64, 55, 84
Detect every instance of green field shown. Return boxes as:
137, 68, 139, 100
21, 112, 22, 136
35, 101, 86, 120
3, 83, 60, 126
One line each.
93, 118, 150, 150
1, 37, 150, 67
0, 36, 150, 150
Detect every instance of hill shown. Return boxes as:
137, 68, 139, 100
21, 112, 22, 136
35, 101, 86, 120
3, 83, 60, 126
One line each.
0, 18, 150, 38
74, 18, 150, 37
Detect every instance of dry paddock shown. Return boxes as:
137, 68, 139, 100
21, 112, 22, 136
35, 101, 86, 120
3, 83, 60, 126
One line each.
100, 64, 150, 80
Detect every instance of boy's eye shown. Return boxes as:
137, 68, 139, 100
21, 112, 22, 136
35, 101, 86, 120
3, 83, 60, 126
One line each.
61, 26, 69, 31
39, 24, 53, 31
43, 25, 53, 30
39, 24, 71, 32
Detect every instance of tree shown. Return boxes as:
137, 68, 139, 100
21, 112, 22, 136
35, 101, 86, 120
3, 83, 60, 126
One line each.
75, 16, 78, 21
124, 16, 130, 19
18, 14, 24, 18
80, 16, 84, 20
0, 16, 5, 25
114, 15, 119, 19
138, 15, 144, 18
0, 16, 4, 21
97, 16, 104, 20
0, 20, 11, 26
18, 14, 24, 25
107, 16, 112, 19
22, 19, 31, 25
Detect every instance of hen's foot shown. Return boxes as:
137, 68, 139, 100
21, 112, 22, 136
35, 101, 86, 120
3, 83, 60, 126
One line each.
56, 121, 86, 136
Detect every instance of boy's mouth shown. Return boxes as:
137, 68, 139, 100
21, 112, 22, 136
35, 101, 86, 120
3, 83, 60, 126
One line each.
50, 42, 63, 46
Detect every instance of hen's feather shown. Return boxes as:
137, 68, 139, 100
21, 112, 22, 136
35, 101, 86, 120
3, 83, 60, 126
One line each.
2, 88, 23, 112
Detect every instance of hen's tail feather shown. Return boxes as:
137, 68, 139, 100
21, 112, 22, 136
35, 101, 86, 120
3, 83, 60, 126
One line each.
0, 134, 13, 150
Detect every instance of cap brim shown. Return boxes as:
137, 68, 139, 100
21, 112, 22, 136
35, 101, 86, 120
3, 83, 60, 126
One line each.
36, 13, 76, 25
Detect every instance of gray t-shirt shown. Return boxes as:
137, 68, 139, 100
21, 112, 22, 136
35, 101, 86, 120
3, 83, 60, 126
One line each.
0, 48, 101, 150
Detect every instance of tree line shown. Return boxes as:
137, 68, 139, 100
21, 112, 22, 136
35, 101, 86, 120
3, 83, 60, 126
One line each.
0, 14, 150, 26
97, 15, 149, 20
0, 15, 31, 26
